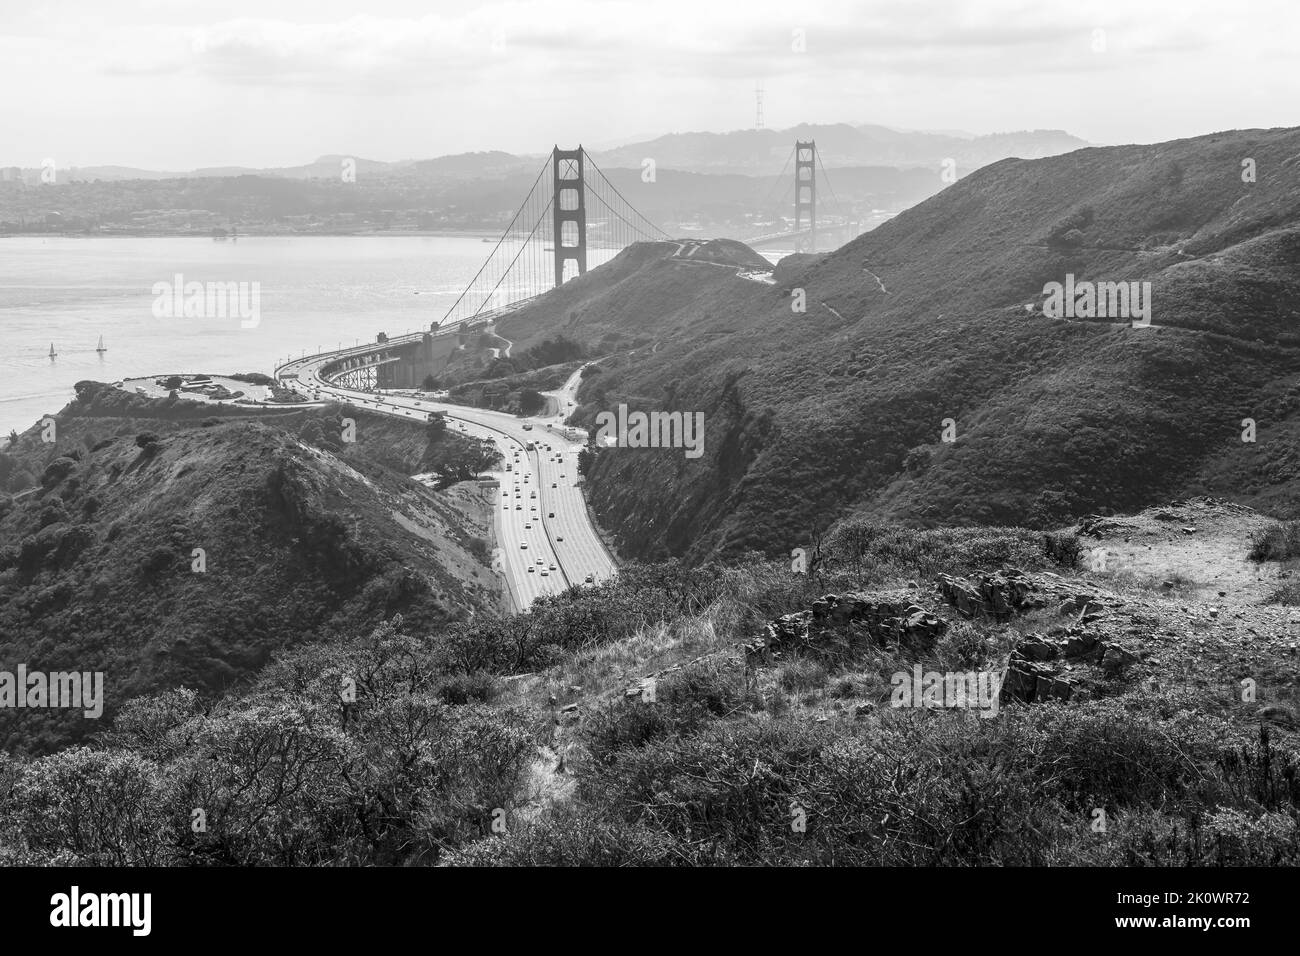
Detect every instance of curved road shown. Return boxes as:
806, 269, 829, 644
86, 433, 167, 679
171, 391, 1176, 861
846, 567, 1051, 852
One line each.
276, 352, 615, 612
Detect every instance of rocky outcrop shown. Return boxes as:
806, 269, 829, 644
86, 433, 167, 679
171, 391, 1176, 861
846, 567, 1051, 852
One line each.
938, 567, 1123, 623
743, 592, 946, 666
1001, 625, 1140, 704
937, 567, 1040, 619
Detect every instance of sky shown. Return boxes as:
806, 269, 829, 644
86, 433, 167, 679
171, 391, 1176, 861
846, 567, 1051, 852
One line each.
1, 0, 1296, 170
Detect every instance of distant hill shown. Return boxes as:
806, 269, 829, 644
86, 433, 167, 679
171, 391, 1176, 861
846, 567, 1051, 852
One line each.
0, 124, 1087, 234
495, 126, 1300, 562
589, 123, 1089, 174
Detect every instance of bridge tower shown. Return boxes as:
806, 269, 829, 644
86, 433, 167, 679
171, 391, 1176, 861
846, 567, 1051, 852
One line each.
794, 140, 816, 253
552, 146, 588, 286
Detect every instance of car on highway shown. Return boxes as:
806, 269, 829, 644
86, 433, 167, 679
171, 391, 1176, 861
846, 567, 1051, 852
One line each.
549, 564, 556, 571
548, 512, 555, 518
556, 536, 564, 542
524, 523, 532, 529
520, 543, 528, 549
540, 570, 549, 577
528, 567, 535, 573
584, 574, 594, 583
552, 482, 558, 488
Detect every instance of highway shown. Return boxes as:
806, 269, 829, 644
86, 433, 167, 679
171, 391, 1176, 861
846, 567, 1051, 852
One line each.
275, 351, 616, 612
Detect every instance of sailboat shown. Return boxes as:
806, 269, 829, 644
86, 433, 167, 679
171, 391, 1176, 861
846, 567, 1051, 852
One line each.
96, 335, 107, 354
49, 343, 57, 359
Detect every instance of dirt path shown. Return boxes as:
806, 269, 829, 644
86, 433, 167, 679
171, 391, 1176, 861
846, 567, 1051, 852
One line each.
1074, 497, 1285, 605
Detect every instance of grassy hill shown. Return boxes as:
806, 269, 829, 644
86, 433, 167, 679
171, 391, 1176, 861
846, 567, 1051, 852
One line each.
0, 384, 501, 753
4, 503, 1297, 866
497, 127, 1300, 563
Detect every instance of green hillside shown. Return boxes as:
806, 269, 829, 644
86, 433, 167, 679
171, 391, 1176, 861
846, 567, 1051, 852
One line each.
0, 385, 500, 753
497, 127, 1300, 562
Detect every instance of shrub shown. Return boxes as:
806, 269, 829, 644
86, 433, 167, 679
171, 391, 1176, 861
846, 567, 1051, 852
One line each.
584, 661, 748, 764
444, 807, 675, 866
1249, 521, 1300, 562
40, 457, 77, 488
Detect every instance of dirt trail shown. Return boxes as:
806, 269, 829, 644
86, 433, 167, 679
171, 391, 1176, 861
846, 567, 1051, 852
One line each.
1074, 497, 1285, 605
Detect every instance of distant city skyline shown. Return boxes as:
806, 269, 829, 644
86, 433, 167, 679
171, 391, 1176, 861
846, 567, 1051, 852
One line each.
2, 0, 1296, 169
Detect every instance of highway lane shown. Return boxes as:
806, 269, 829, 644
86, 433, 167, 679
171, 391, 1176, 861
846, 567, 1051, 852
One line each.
275, 352, 615, 612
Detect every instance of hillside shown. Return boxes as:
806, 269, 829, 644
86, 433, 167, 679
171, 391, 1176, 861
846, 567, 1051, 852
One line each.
0, 384, 501, 753
497, 127, 1300, 563
4, 501, 1297, 866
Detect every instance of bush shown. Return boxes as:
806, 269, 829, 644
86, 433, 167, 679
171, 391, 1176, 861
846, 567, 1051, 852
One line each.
1249, 521, 1300, 562
1040, 530, 1082, 567
444, 807, 675, 866
40, 457, 77, 488
584, 661, 748, 764
824, 520, 1058, 584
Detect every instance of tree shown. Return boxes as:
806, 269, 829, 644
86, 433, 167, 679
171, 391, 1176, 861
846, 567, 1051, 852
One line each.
425, 412, 447, 441
519, 389, 545, 416
421, 374, 441, 391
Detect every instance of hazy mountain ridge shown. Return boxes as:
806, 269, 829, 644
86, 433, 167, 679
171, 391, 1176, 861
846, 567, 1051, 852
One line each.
589, 123, 1090, 173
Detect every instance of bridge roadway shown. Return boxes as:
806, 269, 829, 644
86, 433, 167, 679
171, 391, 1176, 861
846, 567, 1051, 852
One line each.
276, 347, 616, 612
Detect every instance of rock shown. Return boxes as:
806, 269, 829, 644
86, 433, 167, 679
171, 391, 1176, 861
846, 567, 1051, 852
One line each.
1101, 644, 1139, 674
1077, 515, 1137, 537
747, 593, 947, 667
1078, 601, 1108, 623
1002, 660, 1075, 704
937, 568, 1036, 619
1015, 635, 1058, 662
1060, 630, 1101, 658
